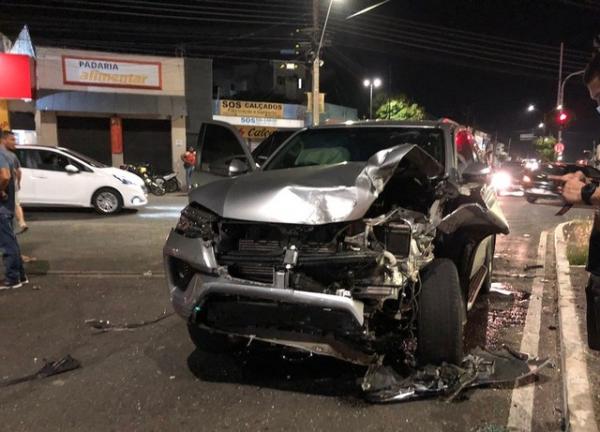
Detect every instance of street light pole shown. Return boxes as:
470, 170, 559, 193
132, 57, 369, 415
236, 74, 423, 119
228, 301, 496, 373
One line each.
311, 0, 336, 126
363, 78, 381, 120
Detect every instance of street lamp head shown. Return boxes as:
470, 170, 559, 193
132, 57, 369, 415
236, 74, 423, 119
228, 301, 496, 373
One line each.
527, 104, 535, 112
538, 122, 545, 129
363, 79, 371, 87
373, 78, 382, 88
556, 104, 563, 110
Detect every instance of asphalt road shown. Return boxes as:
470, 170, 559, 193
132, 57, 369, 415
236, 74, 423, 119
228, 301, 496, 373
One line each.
0, 194, 595, 432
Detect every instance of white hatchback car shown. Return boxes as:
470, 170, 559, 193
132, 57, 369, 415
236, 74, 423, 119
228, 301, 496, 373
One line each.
14, 145, 148, 215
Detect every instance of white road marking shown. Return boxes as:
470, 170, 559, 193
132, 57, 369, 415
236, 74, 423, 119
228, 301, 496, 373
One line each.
555, 223, 599, 432
507, 230, 547, 432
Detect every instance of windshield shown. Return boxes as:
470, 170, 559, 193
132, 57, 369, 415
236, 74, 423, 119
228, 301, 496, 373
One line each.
251, 130, 296, 165
264, 127, 445, 171
59, 148, 107, 168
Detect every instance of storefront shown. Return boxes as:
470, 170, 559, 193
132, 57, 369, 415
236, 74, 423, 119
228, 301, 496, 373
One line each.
213, 99, 305, 150
15, 47, 188, 175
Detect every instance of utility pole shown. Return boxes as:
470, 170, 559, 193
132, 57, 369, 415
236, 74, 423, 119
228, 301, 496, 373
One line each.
311, 0, 320, 126
557, 42, 564, 145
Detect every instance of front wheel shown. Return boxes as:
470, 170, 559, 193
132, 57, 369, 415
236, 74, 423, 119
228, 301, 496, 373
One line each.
417, 259, 465, 366
150, 183, 166, 196
92, 188, 123, 215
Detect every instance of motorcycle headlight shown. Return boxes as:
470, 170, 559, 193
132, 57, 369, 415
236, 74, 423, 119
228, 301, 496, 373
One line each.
176, 204, 218, 239
139, 167, 147, 174
113, 174, 134, 185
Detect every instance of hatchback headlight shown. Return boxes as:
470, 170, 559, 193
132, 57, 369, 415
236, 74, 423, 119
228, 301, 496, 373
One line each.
176, 204, 218, 239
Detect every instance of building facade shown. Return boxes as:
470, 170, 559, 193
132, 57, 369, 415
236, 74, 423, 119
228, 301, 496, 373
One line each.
7, 47, 212, 179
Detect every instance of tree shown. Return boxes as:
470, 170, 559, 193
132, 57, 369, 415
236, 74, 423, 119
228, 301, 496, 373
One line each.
534, 135, 557, 162
375, 95, 426, 121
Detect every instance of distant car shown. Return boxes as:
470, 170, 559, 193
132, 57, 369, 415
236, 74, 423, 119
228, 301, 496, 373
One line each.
522, 163, 600, 203
491, 161, 524, 195
15, 145, 148, 215
251, 129, 299, 166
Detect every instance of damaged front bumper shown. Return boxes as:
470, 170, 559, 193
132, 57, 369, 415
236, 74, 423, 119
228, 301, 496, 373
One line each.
164, 229, 375, 364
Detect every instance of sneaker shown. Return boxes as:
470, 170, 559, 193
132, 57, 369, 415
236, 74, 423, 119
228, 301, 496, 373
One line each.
0, 280, 23, 290
20, 276, 29, 285
16, 225, 29, 235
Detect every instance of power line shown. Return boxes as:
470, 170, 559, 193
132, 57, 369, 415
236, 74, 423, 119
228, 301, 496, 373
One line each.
329, 20, 586, 71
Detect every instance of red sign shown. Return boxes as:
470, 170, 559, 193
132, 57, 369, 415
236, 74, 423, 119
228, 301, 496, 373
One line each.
554, 142, 565, 153
0, 54, 34, 99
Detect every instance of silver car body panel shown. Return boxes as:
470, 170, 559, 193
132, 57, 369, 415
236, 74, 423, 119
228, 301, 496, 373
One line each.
189, 144, 443, 225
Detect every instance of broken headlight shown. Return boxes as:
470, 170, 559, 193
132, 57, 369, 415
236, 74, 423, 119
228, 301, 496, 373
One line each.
176, 204, 218, 240
373, 222, 412, 257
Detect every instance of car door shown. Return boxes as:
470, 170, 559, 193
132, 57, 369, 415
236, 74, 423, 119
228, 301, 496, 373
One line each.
26, 149, 83, 206
14, 148, 38, 205
191, 121, 256, 189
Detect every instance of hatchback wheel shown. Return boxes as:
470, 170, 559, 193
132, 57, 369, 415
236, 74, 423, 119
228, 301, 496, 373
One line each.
92, 188, 123, 215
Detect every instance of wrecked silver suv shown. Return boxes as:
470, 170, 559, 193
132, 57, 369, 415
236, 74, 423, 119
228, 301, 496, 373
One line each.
164, 121, 509, 366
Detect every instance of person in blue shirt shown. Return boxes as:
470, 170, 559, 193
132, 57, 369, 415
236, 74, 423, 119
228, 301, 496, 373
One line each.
0, 131, 27, 289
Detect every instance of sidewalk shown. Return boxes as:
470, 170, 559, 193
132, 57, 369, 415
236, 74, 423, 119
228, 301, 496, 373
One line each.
556, 222, 600, 431
568, 264, 600, 426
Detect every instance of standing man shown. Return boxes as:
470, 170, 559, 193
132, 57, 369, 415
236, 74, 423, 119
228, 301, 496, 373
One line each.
0, 131, 27, 289
0, 130, 28, 233
559, 53, 600, 349
181, 146, 197, 191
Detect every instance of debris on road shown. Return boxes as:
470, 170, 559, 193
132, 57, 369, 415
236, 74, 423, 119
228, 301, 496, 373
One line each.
489, 283, 514, 296
143, 270, 153, 277
85, 311, 174, 333
362, 347, 550, 404
524, 264, 544, 272
0, 355, 81, 388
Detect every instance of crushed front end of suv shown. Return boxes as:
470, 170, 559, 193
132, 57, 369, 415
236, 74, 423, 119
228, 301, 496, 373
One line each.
164, 122, 509, 366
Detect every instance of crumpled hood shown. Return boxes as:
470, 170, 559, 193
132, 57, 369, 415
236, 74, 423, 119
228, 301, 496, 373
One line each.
190, 144, 443, 224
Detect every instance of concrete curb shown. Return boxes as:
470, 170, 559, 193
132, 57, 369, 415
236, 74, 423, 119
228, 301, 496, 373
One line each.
555, 222, 599, 432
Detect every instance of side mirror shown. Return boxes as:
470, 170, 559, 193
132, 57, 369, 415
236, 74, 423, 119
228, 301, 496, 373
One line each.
65, 164, 80, 174
228, 158, 249, 176
462, 162, 489, 183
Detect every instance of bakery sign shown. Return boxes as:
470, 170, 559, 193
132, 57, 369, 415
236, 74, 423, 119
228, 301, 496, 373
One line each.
62, 56, 162, 90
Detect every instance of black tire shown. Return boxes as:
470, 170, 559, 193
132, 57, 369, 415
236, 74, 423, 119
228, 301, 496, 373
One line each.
92, 187, 123, 215
165, 178, 179, 193
417, 258, 465, 366
150, 183, 166, 196
187, 324, 242, 353
480, 236, 496, 294
525, 195, 537, 204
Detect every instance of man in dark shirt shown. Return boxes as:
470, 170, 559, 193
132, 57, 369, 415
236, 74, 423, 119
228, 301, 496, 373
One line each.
0, 131, 27, 289
560, 53, 600, 349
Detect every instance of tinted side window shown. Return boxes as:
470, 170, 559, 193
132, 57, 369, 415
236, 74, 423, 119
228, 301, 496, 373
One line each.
199, 124, 247, 175
36, 150, 71, 172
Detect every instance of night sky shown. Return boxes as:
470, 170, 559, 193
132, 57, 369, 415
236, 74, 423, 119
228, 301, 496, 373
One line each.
1, 0, 599, 160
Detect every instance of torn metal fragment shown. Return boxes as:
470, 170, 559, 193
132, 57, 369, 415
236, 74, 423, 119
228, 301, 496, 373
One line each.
85, 311, 174, 333
0, 355, 81, 388
362, 347, 551, 404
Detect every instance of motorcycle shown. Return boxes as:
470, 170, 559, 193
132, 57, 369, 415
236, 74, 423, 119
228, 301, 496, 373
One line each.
120, 163, 166, 196
153, 172, 180, 193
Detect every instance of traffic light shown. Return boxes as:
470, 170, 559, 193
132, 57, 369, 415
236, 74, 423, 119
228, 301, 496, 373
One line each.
558, 111, 568, 125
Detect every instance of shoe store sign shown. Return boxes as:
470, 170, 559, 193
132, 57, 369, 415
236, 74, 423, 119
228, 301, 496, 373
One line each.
62, 55, 162, 90
220, 100, 284, 119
